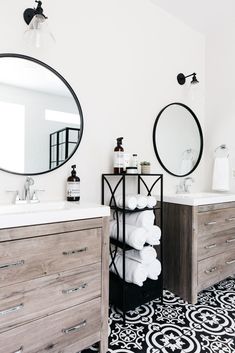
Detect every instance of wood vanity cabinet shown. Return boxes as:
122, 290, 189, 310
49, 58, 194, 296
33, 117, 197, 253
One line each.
163, 201, 235, 304
0, 217, 109, 353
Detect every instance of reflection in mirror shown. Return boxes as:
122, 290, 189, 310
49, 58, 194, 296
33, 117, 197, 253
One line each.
153, 103, 203, 177
0, 55, 83, 175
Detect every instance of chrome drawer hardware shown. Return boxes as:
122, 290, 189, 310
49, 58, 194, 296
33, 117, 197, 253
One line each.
205, 243, 216, 249
0, 260, 24, 270
62, 320, 86, 334
62, 283, 87, 294
205, 267, 217, 274
226, 238, 235, 243
226, 217, 235, 222
204, 221, 217, 226
63, 247, 88, 256
12, 347, 23, 353
0, 303, 24, 317
226, 259, 235, 265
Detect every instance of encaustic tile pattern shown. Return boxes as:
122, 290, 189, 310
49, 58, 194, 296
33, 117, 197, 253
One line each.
83, 275, 235, 353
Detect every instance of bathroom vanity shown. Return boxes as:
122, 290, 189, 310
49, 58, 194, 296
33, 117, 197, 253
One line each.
162, 193, 235, 303
0, 203, 110, 353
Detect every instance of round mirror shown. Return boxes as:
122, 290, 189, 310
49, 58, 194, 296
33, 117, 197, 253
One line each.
153, 103, 203, 177
0, 54, 83, 175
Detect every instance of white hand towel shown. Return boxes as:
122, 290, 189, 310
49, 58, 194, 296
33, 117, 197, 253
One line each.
124, 210, 155, 229
145, 226, 161, 245
147, 196, 157, 208
126, 246, 157, 265
136, 194, 148, 209
115, 195, 137, 210
110, 220, 147, 250
212, 157, 230, 191
146, 258, 162, 280
110, 252, 148, 287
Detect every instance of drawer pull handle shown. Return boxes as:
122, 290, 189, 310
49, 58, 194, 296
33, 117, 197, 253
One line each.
12, 347, 23, 353
226, 238, 235, 243
205, 267, 217, 274
0, 303, 24, 317
62, 247, 88, 256
62, 283, 87, 294
204, 221, 217, 226
205, 243, 217, 249
226, 217, 235, 222
226, 259, 235, 265
62, 320, 86, 334
0, 260, 24, 270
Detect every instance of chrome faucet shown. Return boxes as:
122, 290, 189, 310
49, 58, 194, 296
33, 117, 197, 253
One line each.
7, 177, 44, 204
176, 177, 195, 193
24, 177, 34, 201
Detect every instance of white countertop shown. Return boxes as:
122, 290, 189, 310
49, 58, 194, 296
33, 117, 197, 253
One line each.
0, 201, 110, 229
162, 192, 235, 206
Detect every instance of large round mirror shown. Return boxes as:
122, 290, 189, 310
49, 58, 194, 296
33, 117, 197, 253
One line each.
153, 103, 203, 177
0, 54, 83, 175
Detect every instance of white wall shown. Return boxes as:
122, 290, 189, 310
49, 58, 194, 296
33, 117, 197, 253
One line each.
0, 0, 205, 204
205, 23, 235, 191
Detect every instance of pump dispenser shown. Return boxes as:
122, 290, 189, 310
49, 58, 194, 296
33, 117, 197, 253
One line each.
114, 137, 124, 174
67, 165, 80, 201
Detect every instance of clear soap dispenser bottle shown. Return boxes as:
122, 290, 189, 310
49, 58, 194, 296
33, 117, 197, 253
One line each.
67, 165, 80, 201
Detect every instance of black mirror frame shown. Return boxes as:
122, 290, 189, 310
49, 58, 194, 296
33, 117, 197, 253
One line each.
0, 53, 84, 176
152, 102, 203, 177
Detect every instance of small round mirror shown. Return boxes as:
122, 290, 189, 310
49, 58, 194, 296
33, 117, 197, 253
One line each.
0, 54, 83, 175
153, 103, 203, 177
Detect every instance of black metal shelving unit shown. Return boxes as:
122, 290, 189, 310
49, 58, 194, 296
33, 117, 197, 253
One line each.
102, 173, 163, 324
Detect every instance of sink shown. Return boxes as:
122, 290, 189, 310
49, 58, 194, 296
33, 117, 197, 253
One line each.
0, 202, 110, 229
162, 192, 235, 206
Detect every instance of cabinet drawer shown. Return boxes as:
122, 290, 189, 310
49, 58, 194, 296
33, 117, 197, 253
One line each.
0, 263, 101, 333
198, 229, 235, 260
0, 298, 101, 353
198, 208, 235, 236
0, 229, 101, 288
198, 251, 235, 291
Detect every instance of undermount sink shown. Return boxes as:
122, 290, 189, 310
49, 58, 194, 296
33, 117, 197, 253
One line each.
163, 192, 235, 206
0, 201, 110, 229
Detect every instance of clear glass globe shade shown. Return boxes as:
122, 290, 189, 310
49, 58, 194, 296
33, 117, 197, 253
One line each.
24, 15, 55, 49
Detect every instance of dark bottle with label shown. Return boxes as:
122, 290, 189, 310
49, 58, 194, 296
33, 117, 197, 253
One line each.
67, 165, 80, 201
114, 137, 124, 174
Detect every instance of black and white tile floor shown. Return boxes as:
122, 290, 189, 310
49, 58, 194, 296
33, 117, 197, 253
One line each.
83, 276, 235, 353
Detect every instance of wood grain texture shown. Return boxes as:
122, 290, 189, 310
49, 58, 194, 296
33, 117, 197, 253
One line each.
0, 263, 101, 333
0, 228, 101, 288
198, 201, 235, 213
100, 216, 110, 353
0, 298, 101, 353
198, 208, 235, 236
0, 218, 103, 242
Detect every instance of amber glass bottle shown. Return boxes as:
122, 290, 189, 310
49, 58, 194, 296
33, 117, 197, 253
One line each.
114, 137, 124, 174
67, 165, 80, 201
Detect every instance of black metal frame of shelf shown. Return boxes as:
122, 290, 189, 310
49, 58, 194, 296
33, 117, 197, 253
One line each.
101, 173, 163, 324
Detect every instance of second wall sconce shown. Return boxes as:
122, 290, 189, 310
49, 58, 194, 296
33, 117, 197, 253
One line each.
177, 72, 199, 85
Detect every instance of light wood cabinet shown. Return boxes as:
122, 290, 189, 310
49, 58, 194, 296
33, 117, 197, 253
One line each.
0, 217, 109, 353
163, 201, 235, 303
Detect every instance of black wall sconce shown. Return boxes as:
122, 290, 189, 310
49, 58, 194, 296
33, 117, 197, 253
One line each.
177, 72, 199, 85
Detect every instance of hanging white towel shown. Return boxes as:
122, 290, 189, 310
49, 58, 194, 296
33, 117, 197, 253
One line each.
212, 157, 230, 191
125, 246, 157, 265
145, 225, 161, 245
110, 220, 147, 250
115, 195, 137, 210
110, 252, 148, 287
146, 258, 162, 280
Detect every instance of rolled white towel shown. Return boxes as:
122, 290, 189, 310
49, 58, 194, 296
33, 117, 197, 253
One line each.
146, 226, 161, 245
115, 195, 137, 210
146, 258, 162, 280
123, 210, 155, 228
136, 194, 148, 209
147, 196, 157, 208
126, 246, 157, 265
110, 252, 148, 287
110, 220, 147, 250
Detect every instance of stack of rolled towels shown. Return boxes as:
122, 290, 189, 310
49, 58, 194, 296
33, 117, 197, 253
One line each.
110, 246, 161, 287
115, 194, 157, 210
109, 205, 162, 286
